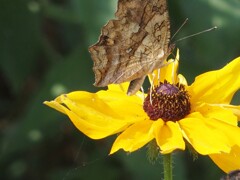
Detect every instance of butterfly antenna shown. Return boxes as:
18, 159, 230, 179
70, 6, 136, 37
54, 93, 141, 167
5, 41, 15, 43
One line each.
140, 86, 145, 102
171, 18, 189, 41
173, 26, 217, 43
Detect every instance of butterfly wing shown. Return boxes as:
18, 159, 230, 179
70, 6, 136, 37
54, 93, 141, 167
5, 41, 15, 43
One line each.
89, 0, 171, 87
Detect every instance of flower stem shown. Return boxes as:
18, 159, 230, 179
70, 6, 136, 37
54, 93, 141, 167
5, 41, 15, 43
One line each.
163, 153, 172, 180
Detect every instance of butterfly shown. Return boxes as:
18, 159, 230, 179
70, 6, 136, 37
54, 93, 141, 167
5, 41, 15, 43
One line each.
89, 0, 174, 95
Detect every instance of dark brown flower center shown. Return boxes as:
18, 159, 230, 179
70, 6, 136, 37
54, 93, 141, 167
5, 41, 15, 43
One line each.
143, 81, 191, 122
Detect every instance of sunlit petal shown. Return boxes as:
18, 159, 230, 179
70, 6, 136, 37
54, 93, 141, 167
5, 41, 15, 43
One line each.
110, 120, 154, 154
194, 103, 238, 126
154, 120, 185, 154
221, 104, 240, 119
148, 49, 179, 85
178, 74, 188, 86
180, 113, 231, 155
108, 83, 129, 93
189, 57, 240, 104
44, 100, 68, 115
45, 91, 146, 139
204, 118, 240, 147
210, 145, 240, 173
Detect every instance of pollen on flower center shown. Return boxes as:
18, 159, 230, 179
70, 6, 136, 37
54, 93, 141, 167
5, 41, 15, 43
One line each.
143, 81, 191, 122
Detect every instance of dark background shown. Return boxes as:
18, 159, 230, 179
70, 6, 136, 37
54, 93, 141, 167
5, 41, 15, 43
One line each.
0, 0, 239, 179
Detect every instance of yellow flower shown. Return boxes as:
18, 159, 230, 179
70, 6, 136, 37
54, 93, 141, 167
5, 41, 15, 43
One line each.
44, 52, 240, 173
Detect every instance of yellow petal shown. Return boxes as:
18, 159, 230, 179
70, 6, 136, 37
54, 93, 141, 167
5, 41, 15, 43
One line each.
148, 49, 179, 85
153, 120, 185, 154
204, 117, 240, 148
110, 120, 154, 154
64, 92, 122, 119
179, 112, 231, 155
62, 106, 128, 139
189, 57, 240, 104
59, 95, 129, 139
44, 100, 68, 115
209, 145, 240, 173
178, 74, 188, 86
96, 90, 147, 120
221, 104, 240, 119
45, 90, 146, 139
45, 98, 127, 139
107, 83, 146, 102
108, 83, 129, 93
194, 103, 238, 126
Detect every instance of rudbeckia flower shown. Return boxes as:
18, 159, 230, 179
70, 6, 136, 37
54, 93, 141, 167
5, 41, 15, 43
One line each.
44, 51, 240, 173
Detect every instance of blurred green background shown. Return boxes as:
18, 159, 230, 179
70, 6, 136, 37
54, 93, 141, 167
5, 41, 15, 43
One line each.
0, 0, 239, 179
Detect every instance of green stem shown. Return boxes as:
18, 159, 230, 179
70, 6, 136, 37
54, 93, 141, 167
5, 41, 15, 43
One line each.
163, 153, 172, 180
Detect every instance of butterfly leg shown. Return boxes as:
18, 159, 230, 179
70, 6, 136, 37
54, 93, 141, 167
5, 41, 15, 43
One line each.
127, 76, 146, 96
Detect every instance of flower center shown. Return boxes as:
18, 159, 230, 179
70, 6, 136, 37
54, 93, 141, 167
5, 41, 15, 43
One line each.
143, 81, 191, 122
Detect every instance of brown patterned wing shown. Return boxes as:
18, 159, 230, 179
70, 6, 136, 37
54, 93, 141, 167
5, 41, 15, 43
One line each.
89, 0, 171, 89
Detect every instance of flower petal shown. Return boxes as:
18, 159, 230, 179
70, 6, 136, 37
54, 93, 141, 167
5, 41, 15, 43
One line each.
188, 57, 240, 104
148, 49, 179, 85
96, 90, 147, 120
61, 106, 128, 139
44, 100, 68, 115
204, 117, 240, 148
221, 104, 240, 119
179, 112, 231, 155
63, 92, 122, 119
194, 103, 238, 126
209, 145, 240, 173
178, 74, 188, 86
153, 120, 185, 154
108, 83, 129, 93
110, 120, 154, 154
44, 90, 146, 139
107, 81, 147, 100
